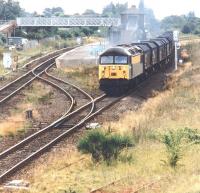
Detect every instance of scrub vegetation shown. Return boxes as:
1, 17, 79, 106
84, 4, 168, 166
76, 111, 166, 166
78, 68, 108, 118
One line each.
0, 82, 55, 137
10, 42, 200, 193
51, 66, 99, 91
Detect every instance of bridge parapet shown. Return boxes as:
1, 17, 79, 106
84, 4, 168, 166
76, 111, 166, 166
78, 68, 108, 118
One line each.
17, 17, 121, 27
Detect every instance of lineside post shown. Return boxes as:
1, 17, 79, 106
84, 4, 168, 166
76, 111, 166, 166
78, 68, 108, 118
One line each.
173, 31, 180, 71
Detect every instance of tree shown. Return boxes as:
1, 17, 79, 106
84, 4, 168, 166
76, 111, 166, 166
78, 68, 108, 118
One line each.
102, 2, 128, 17
43, 7, 64, 17
24, 27, 58, 41
161, 15, 186, 31
187, 11, 196, 19
0, 0, 23, 20
182, 24, 192, 34
0, 34, 6, 45
82, 9, 98, 16
58, 30, 73, 39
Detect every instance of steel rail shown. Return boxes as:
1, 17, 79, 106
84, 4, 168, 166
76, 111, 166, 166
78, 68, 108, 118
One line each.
0, 61, 101, 167
0, 56, 57, 105
0, 94, 121, 184
0, 47, 76, 106
43, 64, 95, 120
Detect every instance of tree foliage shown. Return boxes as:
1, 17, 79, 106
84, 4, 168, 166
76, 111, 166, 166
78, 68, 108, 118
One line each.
82, 9, 98, 16
77, 130, 134, 164
22, 27, 58, 41
43, 7, 64, 17
161, 13, 200, 35
161, 15, 186, 31
0, 0, 23, 20
102, 2, 128, 17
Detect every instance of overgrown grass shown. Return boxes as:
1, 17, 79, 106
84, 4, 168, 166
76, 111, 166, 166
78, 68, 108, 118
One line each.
0, 38, 77, 75
53, 66, 99, 91
0, 82, 54, 137
10, 42, 200, 193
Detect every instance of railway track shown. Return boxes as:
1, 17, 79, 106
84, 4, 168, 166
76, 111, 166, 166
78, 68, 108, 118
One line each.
42, 64, 94, 110
0, 60, 150, 183
0, 58, 96, 183
0, 91, 126, 184
0, 48, 74, 106
0, 46, 129, 184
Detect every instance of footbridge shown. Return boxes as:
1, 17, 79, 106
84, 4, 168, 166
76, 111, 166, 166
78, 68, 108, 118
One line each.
16, 17, 121, 27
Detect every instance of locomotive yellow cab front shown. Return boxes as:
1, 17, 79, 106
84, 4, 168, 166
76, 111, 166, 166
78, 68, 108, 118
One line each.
99, 46, 143, 94
99, 65, 129, 79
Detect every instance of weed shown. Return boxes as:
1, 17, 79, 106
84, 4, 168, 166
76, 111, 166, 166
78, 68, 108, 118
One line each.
17, 128, 26, 135
118, 148, 134, 164
183, 127, 200, 144
58, 188, 77, 193
7, 131, 15, 138
77, 130, 134, 165
160, 128, 200, 168
38, 91, 54, 104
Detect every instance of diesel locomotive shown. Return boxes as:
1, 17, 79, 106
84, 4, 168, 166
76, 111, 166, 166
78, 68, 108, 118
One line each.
99, 32, 174, 94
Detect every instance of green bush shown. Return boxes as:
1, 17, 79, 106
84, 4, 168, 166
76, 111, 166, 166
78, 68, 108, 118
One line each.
77, 130, 104, 162
158, 128, 200, 168
160, 128, 196, 168
77, 130, 134, 164
161, 129, 185, 168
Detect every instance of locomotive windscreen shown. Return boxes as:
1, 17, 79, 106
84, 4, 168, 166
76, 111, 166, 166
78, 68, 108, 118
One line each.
100, 56, 128, 64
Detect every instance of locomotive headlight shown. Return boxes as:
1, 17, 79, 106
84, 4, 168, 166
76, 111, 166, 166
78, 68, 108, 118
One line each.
112, 66, 116, 70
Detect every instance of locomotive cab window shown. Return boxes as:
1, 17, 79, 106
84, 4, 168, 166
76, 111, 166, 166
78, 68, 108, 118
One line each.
100, 56, 114, 64
115, 56, 128, 64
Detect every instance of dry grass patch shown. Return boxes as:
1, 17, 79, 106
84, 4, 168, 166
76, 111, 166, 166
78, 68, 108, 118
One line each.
0, 115, 25, 137
52, 66, 99, 91
6, 43, 200, 193
104, 62, 200, 138
0, 81, 55, 137
17, 142, 200, 193
17, 143, 170, 193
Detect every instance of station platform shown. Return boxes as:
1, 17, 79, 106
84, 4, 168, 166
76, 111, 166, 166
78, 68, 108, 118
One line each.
56, 43, 106, 68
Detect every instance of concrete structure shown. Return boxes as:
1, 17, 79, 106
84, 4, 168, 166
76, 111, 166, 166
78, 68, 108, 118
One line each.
56, 43, 105, 68
109, 5, 146, 45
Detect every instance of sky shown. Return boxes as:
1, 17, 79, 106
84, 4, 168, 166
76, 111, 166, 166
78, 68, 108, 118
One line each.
17, 0, 200, 20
